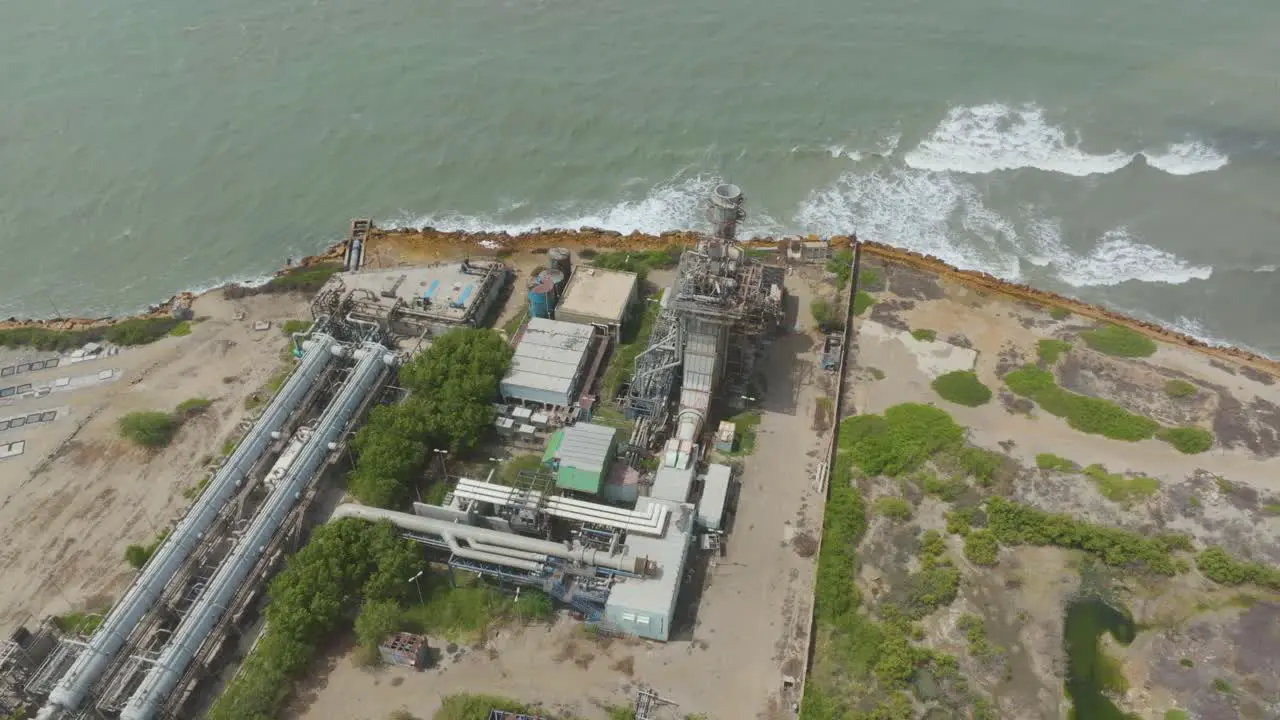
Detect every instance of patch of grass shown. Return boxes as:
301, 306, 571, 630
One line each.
905, 531, 960, 618
399, 574, 553, 644
182, 475, 211, 500
963, 530, 999, 566
946, 507, 981, 536
174, 397, 211, 419
497, 454, 545, 486
725, 411, 763, 455
590, 246, 682, 278
55, 609, 108, 636
1084, 464, 1159, 504
1005, 365, 1160, 441
852, 290, 875, 316
931, 370, 993, 407
837, 403, 964, 477
1080, 323, 1157, 358
500, 306, 527, 337
262, 262, 343, 294
1049, 307, 1071, 320
957, 614, 1003, 661
1157, 426, 1214, 454
1178, 658, 1194, 668
1164, 379, 1197, 398
1037, 338, 1071, 365
124, 529, 169, 570
1036, 453, 1077, 472
920, 471, 967, 502
1, 317, 182, 352
1196, 547, 1280, 590
265, 363, 292, 393
873, 496, 912, 521
1211, 678, 1231, 693
432, 694, 544, 720
168, 321, 192, 337
910, 328, 937, 342
810, 298, 843, 331
600, 297, 661, 400
955, 446, 1004, 486
280, 319, 312, 336
858, 266, 881, 289
868, 367, 885, 380
826, 249, 854, 289
118, 411, 179, 448
1263, 503, 1280, 515
1164, 711, 1188, 720
220, 438, 238, 456
987, 496, 1190, 575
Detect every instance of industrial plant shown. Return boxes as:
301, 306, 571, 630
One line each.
1, 183, 787, 719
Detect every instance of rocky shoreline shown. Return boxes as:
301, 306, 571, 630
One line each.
4, 226, 1275, 377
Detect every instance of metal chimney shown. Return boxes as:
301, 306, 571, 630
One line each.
706, 183, 744, 242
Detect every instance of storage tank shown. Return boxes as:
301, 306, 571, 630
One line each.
548, 248, 572, 288
527, 273, 557, 319
542, 267, 566, 297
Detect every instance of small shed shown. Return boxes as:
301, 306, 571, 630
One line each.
713, 421, 736, 453
543, 422, 617, 495
698, 464, 733, 531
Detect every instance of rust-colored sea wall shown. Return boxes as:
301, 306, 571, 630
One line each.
4, 224, 1273, 379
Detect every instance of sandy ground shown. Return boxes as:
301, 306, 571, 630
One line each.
0, 291, 312, 630
293, 265, 830, 720
845, 259, 1280, 719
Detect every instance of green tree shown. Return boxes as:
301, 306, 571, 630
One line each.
355, 599, 404, 650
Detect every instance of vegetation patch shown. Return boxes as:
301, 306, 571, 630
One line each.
873, 496, 913, 521
810, 298, 843, 331
724, 411, 763, 455
500, 306, 527, 337
953, 446, 1004, 486
168, 321, 192, 337
931, 370, 992, 407
117, 411, 180, 449
1083, 464, 1159, 505
601, 295, 661, 401
1049, 307, 1071, 320
963, 530, 999, 567
904, 530, 961, 618
497, 454, 545, 486
207, 519, 426, 720
1157, 426, 1214, 454
1196, 547, 1280, 590
1005, 365, 1160, 441
986, 497, 1190, 575
124, 529, 169, 570
1037, 338, 1071, 365
838, 403, 965, 477
261, 262, 343, 294
826, 249, 855, 289
919, 470, 967, 502
0, 316, 181, 352
1080, 324, 1157, 358
1164, 379, 1197, 398
174, 397, 212, 419
1036, 453, 1077, 472
346, 329, 512, 509
399, 573, 552, 643
852, 290, 875, 317
590, 246, 681, 282
957, 613, 1004, 662
432, 695, 551, 720
280, 319, 312, 336
910, 328, 937, 342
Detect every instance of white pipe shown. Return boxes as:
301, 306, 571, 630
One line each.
120, 343, 391, 720
442, 534, 543, 573
37, 334, 338, 719
467, 541, 549, 563
329, 505, 645, 574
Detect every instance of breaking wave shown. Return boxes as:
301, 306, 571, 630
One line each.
903, 103, 1229, 177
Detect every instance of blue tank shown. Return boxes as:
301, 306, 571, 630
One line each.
528, 272, 558, 319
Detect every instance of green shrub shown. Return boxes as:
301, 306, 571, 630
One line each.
986, 496, 1189, 575
1084, 464, 1159, 504
837, 404, 964, 476
852, 291, 875, 317
1196, 547, 1280, 590
118, 411, 179, 448
1049, 307, 1071, 320
931, 370, 993, 407
124, 530, 168, 570
910, 328, 937, 342
174, 397, 211, 419
1005, 365, 1159, 441
1080, 324, 1157, 358
280, 319, 313, 336
874, 496, 913, 521
1157, 427, 1214, 454
263, 262, 343, 293
858, 266, 880, 289
1037, 339, 1071, 365
827, 249, 854, 289
168, 321, 192, 337
810, 298, 843, 331
921, 471, 967, 502
102, 317, 182, 346
1164, 379, 1197, 398
957, 446, 1003, 486
906, 537, 960, 617
964, 530, 999, 566
1035, 453, 1076, 472
946, 508, 981, 536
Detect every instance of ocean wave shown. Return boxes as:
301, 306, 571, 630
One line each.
904, 103, 1135, 176
1141, 140, 1230, 175
1033, 226, 1213, 287
904, 103, 1229, 177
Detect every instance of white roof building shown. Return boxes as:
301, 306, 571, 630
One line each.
500, 318, 594, 408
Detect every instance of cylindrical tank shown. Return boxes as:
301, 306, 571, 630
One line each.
527, 273, 557, 319
542, 267, 566, 296
707, 183, 745, 242
548, 248, 572, 286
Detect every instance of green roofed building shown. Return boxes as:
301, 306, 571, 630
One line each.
543, 422, 616, 495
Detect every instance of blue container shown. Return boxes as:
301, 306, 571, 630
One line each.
528, 287, 552, 318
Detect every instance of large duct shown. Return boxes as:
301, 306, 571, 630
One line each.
119, 343, 393, 720
36, 333, 338, 720
328, 504, 647, 575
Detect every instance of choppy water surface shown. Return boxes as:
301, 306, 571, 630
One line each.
1, 0, 1278, 353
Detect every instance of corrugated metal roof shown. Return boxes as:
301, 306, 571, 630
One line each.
502, 318, 593, 400
683, 351, 715, 392
556, 422, 615, 473
698, 465, 732, 531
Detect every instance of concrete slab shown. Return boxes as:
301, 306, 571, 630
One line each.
858, 320, 977, 378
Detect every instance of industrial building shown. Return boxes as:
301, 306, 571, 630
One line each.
697, 464, 733, 532
500, 318, 607, 413
554, 266, 639, 338
312, 258, 510, 344
542, 422, 618, 495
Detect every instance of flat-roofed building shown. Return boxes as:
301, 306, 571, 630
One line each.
542, 422, 617, 495
603, 497, 694, 641
500, 318, 594, 408
555, 267, 639, 338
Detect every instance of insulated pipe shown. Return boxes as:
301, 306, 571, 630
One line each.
467, 541, 549, 563
329, 505, 645, 575
36, 333, 337, 720
443, 534, 543, 573
119, 343, 391, 720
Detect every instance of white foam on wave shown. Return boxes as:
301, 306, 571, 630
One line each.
904, 103, 1135, 176
1028, 224, 1213, 287
1142, 140, 1229, 176
395, 174, 786, 239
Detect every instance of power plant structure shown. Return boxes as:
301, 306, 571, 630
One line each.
10, 322, 398, 720
623, 183, 784, 464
